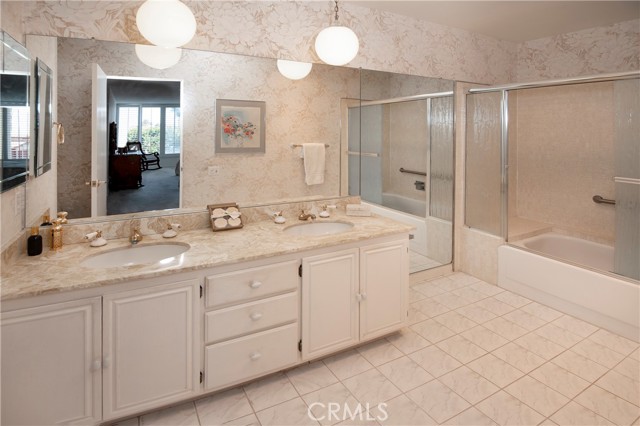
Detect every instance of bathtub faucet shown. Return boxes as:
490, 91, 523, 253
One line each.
414, 180, 425, 191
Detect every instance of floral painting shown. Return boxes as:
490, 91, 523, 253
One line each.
215, 99, 265, 153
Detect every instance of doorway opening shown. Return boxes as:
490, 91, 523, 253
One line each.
106, 79, 181, 215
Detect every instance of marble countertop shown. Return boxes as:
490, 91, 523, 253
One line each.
1, 214, 413, 301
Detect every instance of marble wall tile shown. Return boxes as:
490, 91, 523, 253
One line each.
514, 82, 616, 242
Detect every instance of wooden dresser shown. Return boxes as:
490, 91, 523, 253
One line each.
109, 154, 142, 190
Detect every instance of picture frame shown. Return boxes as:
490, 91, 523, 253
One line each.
215, 99, 266, 153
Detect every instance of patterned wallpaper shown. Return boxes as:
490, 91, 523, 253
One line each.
517, 19, 640, 82
19, 0, 516, 85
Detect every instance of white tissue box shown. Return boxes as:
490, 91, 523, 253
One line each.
346, 204, 371, 217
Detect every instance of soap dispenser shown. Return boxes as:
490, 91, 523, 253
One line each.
27, 227, 43, 256
51, 219, 63, 250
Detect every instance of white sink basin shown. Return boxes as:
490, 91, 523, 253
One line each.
81, 243, 190, 268
283, 221, 354, 236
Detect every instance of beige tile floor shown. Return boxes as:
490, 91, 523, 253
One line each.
112, 272, 640, 426
409, 252, 442, 274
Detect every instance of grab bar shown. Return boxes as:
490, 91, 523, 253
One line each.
400, 167, 427, 177
347, 151, 380, 157
592, 195, 616, 205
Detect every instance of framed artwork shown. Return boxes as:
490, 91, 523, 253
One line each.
215, 99, 266, 153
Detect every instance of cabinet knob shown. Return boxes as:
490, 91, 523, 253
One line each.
249, 280, 262, 289
249, 352, 262, 361
250, 312, 263, 321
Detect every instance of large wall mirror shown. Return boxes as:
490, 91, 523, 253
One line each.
33, 58, 53, 176
24, 35, 456, 272
0, 32, 31, 192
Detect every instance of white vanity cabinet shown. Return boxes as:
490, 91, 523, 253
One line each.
203, 259, 300, 391
102, 279, 200, 419
1, 298, 102, 426
301, 238, 409, 360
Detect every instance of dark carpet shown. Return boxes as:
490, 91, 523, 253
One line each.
107, 167, 179, 215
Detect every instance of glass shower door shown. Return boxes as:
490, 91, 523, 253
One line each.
354, 104, 383, 205
613, 78, 640, 281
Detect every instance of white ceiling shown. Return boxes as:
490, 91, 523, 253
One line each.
347, 1, 640, 42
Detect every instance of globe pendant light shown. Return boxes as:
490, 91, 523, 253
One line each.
277, 59, 313, 80
314, 0, 359, 66
135, 44, 182, 69
136, 0, 196, 48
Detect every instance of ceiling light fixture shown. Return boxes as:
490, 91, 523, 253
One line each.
314, 0, 359, 66
135, 44, 182, 69
136, 0, 196, 48
277, 59, 313, 80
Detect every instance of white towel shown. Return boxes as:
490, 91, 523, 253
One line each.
302, 143, 325, 185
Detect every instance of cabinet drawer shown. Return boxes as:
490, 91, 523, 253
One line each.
205, 323, 299, 390
205, 260, 299, 308
205, 292, 298, 343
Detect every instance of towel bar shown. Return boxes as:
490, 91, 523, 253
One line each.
290, 144, 329, 148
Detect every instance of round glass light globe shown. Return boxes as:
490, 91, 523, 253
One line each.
314, 25, 359, 66
136, 0, 196, 48
135, 44, 182, 69
277, 60, 313, 80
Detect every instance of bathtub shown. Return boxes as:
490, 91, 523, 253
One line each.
363, 194, 427, 256
499, 233, 639, 341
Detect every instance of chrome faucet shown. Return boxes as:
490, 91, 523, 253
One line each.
130, 228, 143, 245
298, 210, 316, 221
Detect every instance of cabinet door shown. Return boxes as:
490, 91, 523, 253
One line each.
301, 248, 359, 360
103, 279, 199, 420
1, 298, 102, 425
360, 240, 408, 340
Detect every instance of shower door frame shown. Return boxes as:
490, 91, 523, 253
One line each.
466, 70, 640, 240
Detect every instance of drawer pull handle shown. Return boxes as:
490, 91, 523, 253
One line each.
249, 352, 262, 361
249, 281, 262, 289
250, 312, 263, 321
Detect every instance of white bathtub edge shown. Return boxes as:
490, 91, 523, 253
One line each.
498, 245, 640, 342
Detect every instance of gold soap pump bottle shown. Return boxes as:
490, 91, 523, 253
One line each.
51, 219, 63, 250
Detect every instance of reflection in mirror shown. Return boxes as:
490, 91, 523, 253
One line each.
34, 58, 53, 176
53, 36, 359, 220
106, 78, 181, 216
1, 31, 31, 192
349, 70, 455, 273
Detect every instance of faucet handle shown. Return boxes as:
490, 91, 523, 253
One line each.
163, 224, 180, 238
